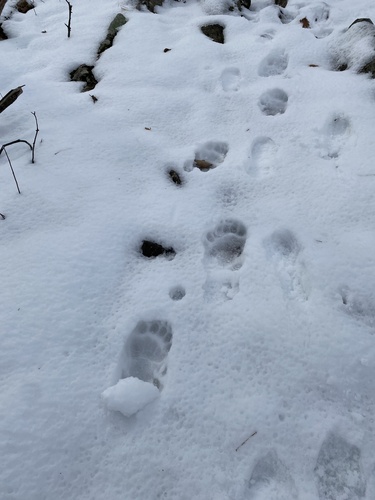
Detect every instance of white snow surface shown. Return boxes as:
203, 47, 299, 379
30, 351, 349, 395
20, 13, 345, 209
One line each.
102, 377, 159, 417
1, 0, 375, 499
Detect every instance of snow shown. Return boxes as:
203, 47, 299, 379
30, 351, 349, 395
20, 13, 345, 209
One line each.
1, 0, 375, 499
102, 377, 159, 417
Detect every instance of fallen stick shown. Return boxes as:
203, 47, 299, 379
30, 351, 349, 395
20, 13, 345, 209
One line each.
235, 431, 257, 452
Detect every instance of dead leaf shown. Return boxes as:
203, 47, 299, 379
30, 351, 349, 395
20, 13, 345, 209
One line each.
194, 159, 213, 170
300, 17, 310, 28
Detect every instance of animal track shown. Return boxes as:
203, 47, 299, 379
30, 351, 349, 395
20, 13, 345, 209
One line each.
319, 114, 351, 160
314, 432, 366, 500
204, 219, 247, 269
248, 450, 298, 500
340, 286, 375, 329
248, 136, 277, 177
258, 49, 288, 77
184, 141, 229, 172
116, 320, 173, 389
258, 88, 288, 116
169, 286, 186, 301
265, 229, 309, 300
203, 219, 247, 302
220, 67, 241, 91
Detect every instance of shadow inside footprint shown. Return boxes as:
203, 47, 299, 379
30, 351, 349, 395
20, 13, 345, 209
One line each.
116, 320, 173, 389
258, 49, 288, 77
249, 450, 298, 500
314, 432, 366, 500
319, 114, 351, 159
248, 136, 277, 176
340, 286, 375, 329
204, 219, 247, 269
269, 229, 301, 259
221, 67, 241, 91
258, 88, 288, 116
265, 229, 309, 300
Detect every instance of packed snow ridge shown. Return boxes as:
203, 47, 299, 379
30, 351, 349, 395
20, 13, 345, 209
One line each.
1, 0, 375, 499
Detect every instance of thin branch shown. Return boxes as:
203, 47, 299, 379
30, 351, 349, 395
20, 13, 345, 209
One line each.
235, 431, 257, 452
0, 139, 32, 154
65, 0, 72, 38
2, 146, 21, 194
31, 111, 39, 163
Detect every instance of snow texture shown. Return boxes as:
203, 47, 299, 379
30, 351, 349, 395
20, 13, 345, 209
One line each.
1, 0, 375, 499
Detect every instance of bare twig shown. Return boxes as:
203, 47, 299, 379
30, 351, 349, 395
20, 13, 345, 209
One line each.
65, 0, 72, 38
0, 213, 5, 219
31, 111, 39, 163
0, 139, 32, 153
235, 431, 257, 452
2, 146, 21, 194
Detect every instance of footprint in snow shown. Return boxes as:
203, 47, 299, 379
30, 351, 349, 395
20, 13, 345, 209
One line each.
258, 49, 288, 77
203, 218, 247, 301
298, 2, 332, 38
264, 229, 310, 300
248, 449, 298, 500
184, 141, 229, 172
318, 114, 351, 160
247, 136, 278, 177
220, 67, 241, 91
258, 88, 288, 116
116, 320, 173, 390
314, 432, 366, 500
339, 286, 375, 329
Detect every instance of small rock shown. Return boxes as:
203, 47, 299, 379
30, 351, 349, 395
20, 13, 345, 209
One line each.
97, 13, 127, 57
201, 24, 225, 44
168, 170, 183, 186
331, 18, 375, 77
348, 18, 373, 29
16, 0, 34, 14
275, 0, 287, 6
137, 0, 164, 13
164, 48, 171, 53
141, 240, 176, 259
70, 64, 98, 92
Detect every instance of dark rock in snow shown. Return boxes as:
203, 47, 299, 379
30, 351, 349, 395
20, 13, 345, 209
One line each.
201, 24, 225, 44
168, 170, 183, 186
332, 18, 375, 78
137, 0, 164, 13
70, 65, 98, 92
141, 240, 176, 259
16, 0, 34, 14
0, 24, 8, 40
275, 0, 287, 7
97, 13, 127, 57
348, 18, 373, 29
233, 0, 251, 10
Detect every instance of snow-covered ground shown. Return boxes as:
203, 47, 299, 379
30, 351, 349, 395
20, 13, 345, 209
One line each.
1, 0, 375, 498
